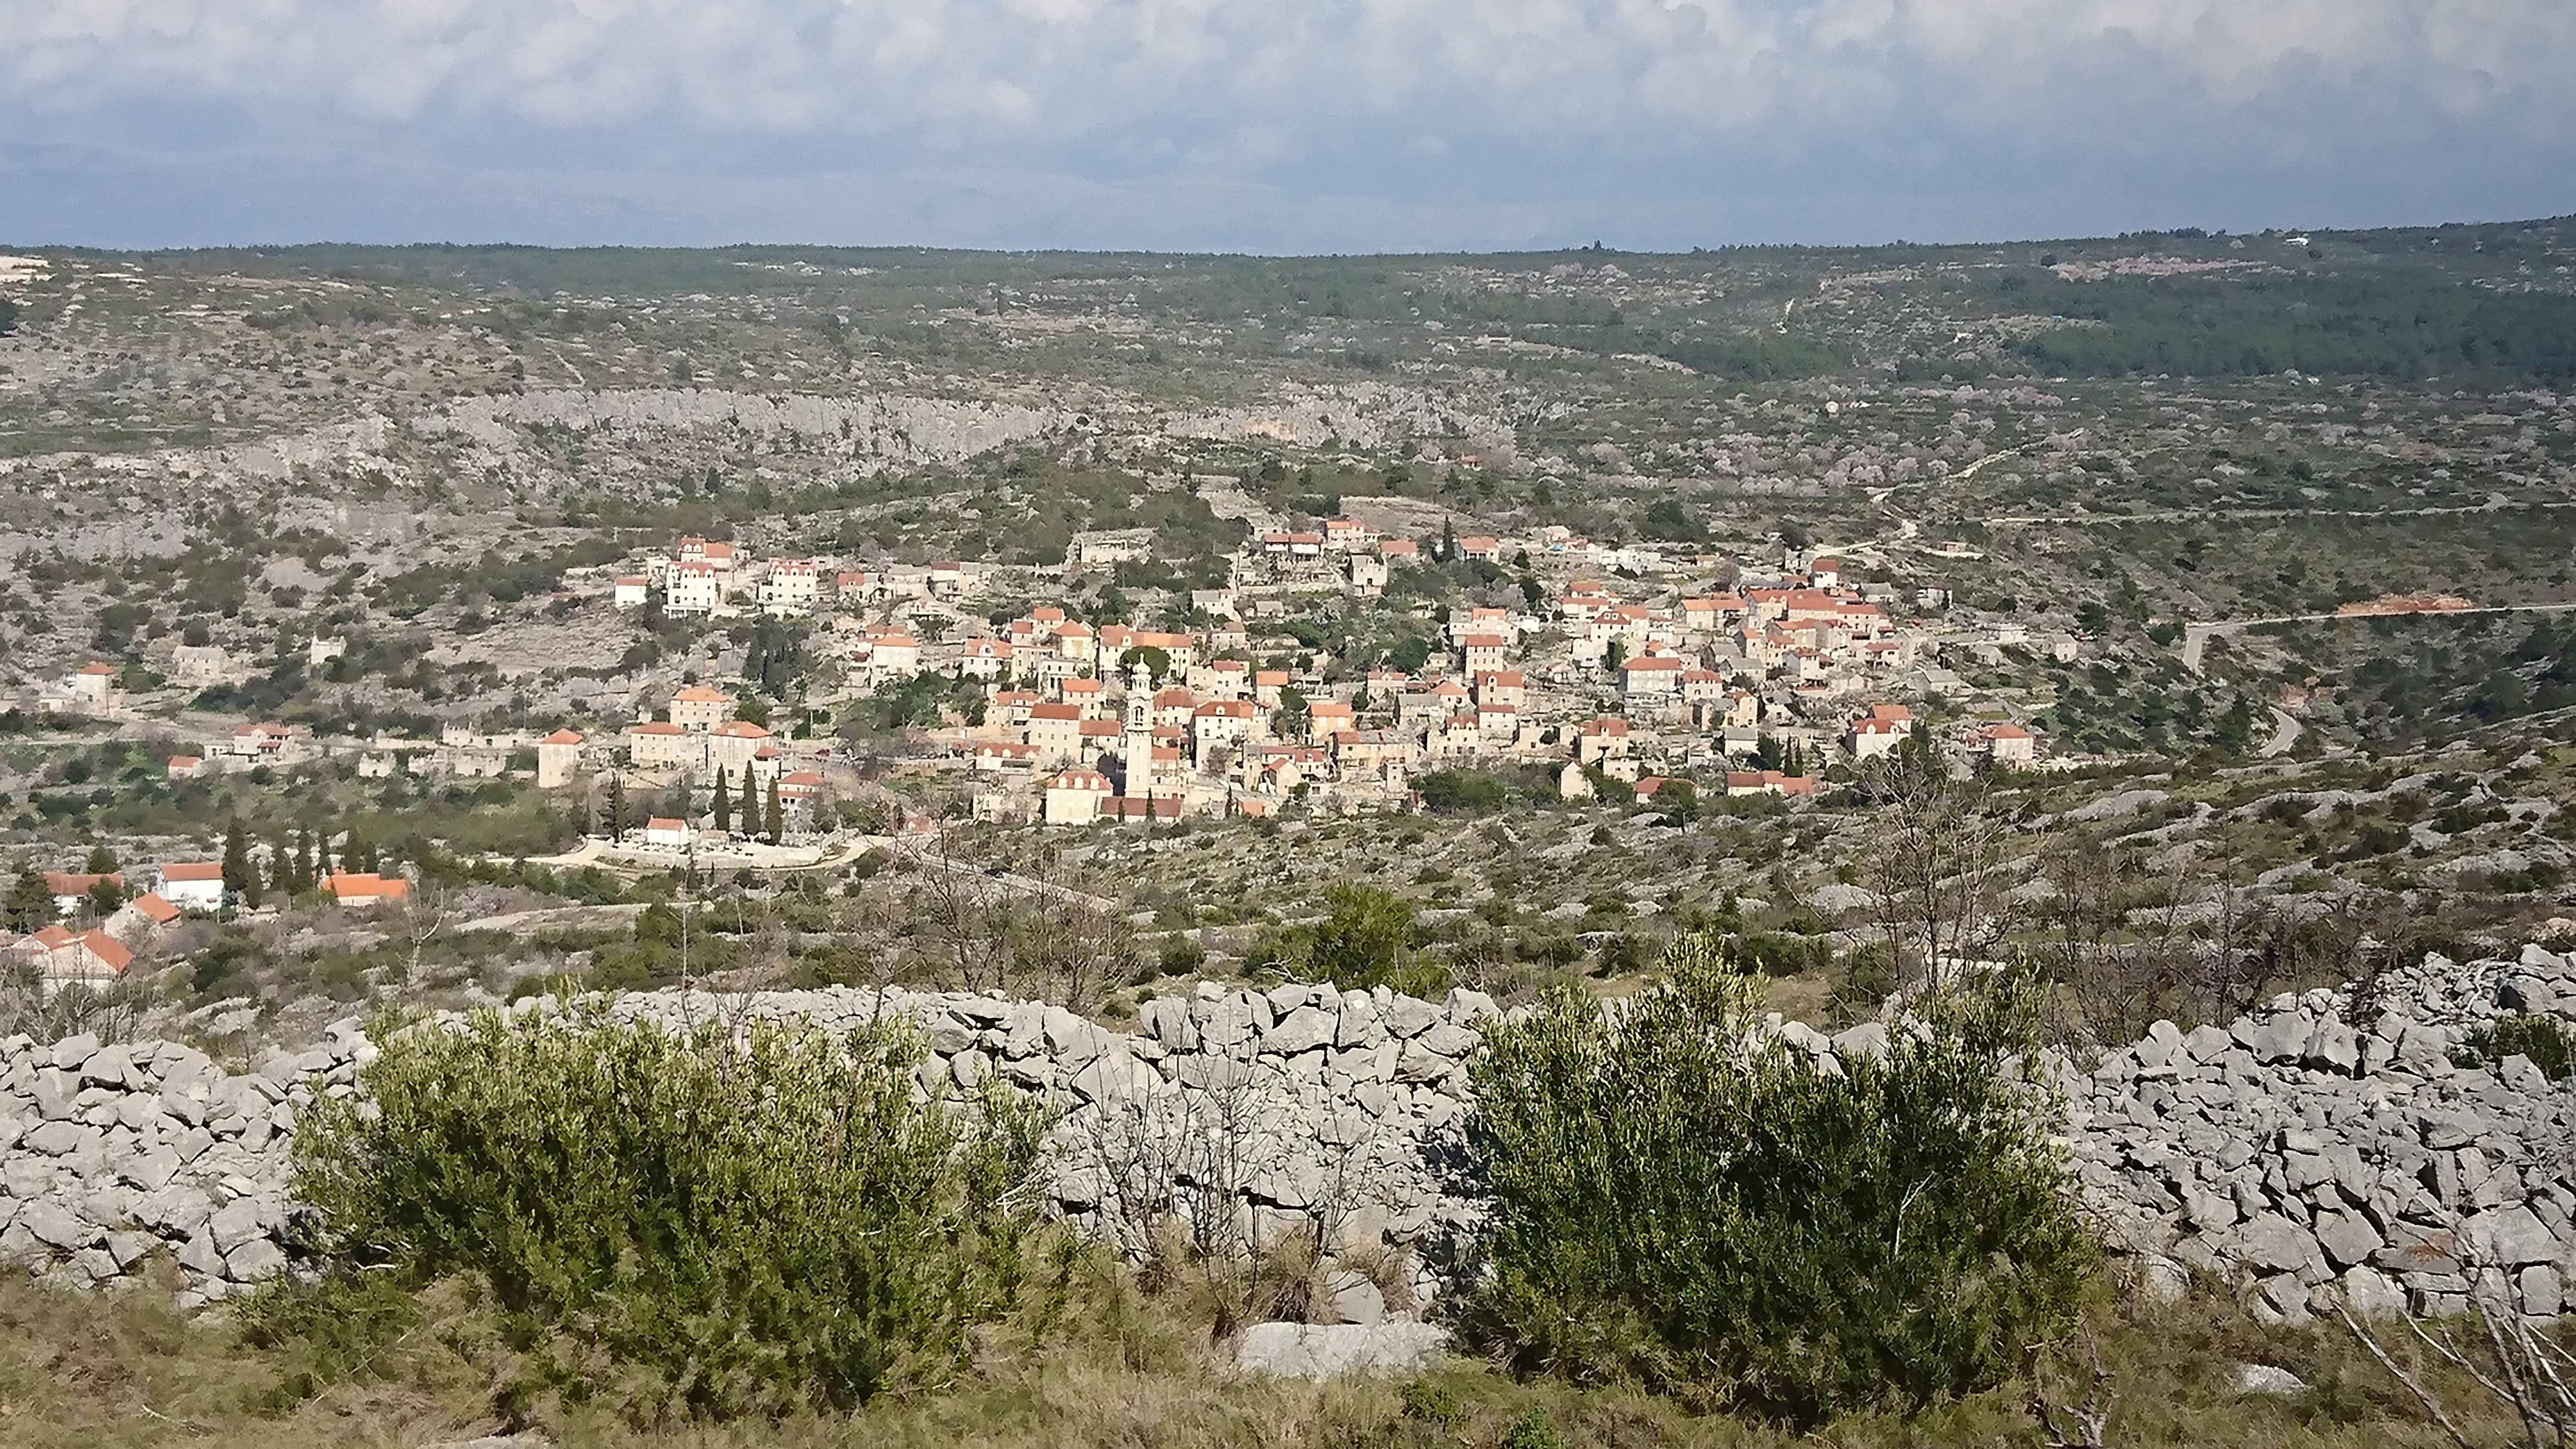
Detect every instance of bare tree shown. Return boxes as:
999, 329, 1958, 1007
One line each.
396, 879, 456, 987
904, 847, 1009, 994
1858, 753, 2016, 994
2028, 1335, 2118, 1449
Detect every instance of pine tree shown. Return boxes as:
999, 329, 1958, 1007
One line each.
5, 868, 50, 932
712, 768, 733, 834
765, 777, 783, 842
220, 819, 251, 900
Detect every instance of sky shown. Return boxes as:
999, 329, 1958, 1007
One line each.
3, 0, 2573, 253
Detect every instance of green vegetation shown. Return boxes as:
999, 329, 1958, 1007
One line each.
2457, 1013, 2576, 1081
1470, 933, 2094, 1423
290, 1009, 1050, 1417
2018, 272, 2576, 385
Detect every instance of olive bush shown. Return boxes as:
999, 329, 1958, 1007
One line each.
293, 1007, 1049, 1417
1468, 932, 2095, 1424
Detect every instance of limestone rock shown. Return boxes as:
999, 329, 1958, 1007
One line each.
1235, 1320, 1449, 1379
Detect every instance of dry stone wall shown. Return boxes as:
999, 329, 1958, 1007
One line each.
6, 948, 2576, 1325
0, 1020, 373, 1304
2070, 943, 2576, 1324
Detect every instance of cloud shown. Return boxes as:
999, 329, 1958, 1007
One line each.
0, 0, 2570, 247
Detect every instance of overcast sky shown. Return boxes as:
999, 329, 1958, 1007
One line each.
4, 0, 2572, 252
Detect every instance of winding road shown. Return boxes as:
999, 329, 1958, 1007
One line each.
2180, 601, 2576, 673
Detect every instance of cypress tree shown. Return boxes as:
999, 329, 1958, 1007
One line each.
269, 833, 294, 895
712, 768, 733, 833
765, 777, 783, 843
606, 775, 627, 841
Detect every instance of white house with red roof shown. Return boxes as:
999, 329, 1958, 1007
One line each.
12, 924, 133, 987
666, 560, 724, 615
329, 871, 412, 907
1042, 769, 1116, 826
536, 728, 587, 788
759, 558, 822, 616
1979, 722, 2037, 765
1191, 699, 1260, 759
1847, 703, 1914, 760
1618, 653, 1684, 706
153, 861, 227, 912
1026, 703, 1084, 764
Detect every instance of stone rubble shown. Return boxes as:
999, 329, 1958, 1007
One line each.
6, 947, 2576, 1331
2069, 944, 2576, 1323
0, 1017, 373, 1304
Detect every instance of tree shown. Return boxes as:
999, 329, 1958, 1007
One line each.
712, 768, 734, 834
1858, 762, 2013, 994
1471, 932, 2092, 1424
85, 877, 125, 919
1756, 732, 1784, 771
220, 819, 252, 901
606, 775, 628, 842
82, 844, 118, 875
1440, 517, 1458, 562
1304, 883, 1417, 989
0, 297, 17, 335
268, 833, 294, 896
765, 776, 785, 843
1118, 644, 1172, 682
5, 869, 51, 932
1640, 497, 1700, 542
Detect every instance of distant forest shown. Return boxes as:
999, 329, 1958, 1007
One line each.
2016, 274, 2576, 386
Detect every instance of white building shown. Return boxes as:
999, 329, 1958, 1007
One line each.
666, 562, 722, 615
759, 558, 822, 616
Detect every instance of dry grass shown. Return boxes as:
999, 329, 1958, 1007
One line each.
0, 1260, 2550, 1449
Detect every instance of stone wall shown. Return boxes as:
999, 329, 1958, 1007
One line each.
6, 948, 2576, 1324
2069, 943, 2576, 1323
0, 1020, 372, 1303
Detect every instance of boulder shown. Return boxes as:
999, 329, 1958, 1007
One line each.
224, 1237, 287, 1283
1263, 1007, 1337, 1056
2465, 1205, 2558, 1266
1234, 1320, 1449, 1379
2231, 1213, 2325, 1276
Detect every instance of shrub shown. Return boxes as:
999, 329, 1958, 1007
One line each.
1468, 931, 2095, 1425
2457, 1014, 2576, 1081
292, 1008, 1050, 1418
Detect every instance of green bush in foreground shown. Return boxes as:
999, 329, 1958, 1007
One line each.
1469, 932, 2096, 1425
292, 1008, 1049, 1418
